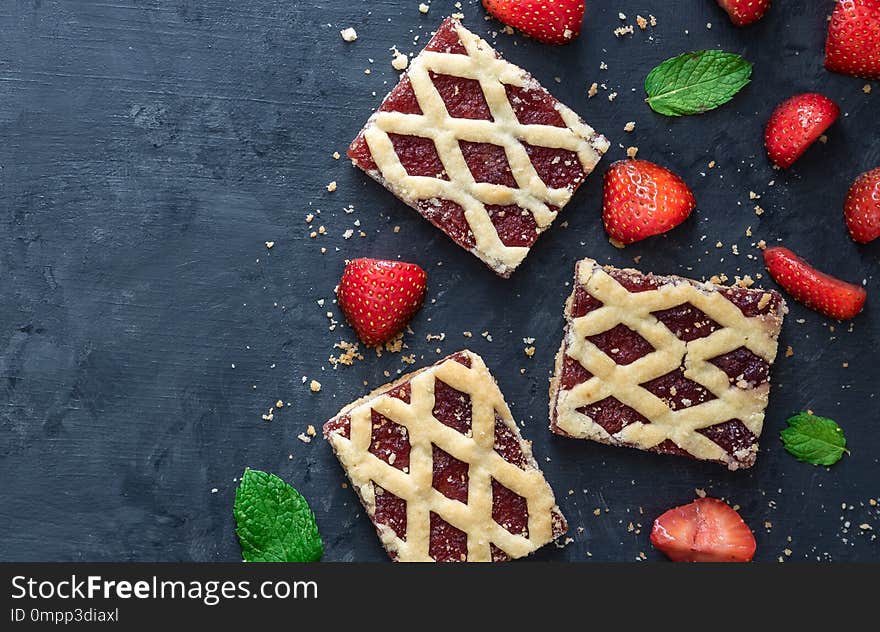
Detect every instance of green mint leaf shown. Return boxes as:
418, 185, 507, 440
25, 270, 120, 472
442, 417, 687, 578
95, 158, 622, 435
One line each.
645, 50, 752, 116
780, 412, 849, 466
233, 469, 323, 562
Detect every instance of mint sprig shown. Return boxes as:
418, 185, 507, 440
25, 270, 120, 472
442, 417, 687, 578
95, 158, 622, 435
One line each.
645, 50, 752, 116
233, 469, 323, 562
780, 412, 849, 466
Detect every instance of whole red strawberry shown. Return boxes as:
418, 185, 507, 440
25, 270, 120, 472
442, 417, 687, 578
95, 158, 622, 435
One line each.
844, 166, 880, 243
825, 0, 880, 80
651, 498, 756, 563
764, 93, 840, 169
482, 0, 585, 44
717, 0, 771, 26
602, 159, 696, 245
763, 247, 866, 320
337, 258, 428, 346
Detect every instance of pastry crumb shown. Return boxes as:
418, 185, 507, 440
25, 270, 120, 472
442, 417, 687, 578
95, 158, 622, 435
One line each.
863, 83, 872, 94
340, 27, 358, 42
588, 82, 599, 98
309, 379, 322, 392
636, 15, 648, 30
623, 121, 635, 132
626, 146, 639, 158
327, 181, 337, 192
419, 2, 429, 14
785, 345, 794, 358
391, 47, 409, 70
265, 241, 274, 249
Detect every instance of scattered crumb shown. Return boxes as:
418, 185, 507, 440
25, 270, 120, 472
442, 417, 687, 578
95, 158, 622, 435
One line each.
329, 340, 364, 367
708, 160, 716, 169
391, 47, 408, 71
626, 146, 639, 158
864, 84, 872, 94
306, 424, 317, 437
624, 121, 635, 132
650, 15, 657, 26
310, 379, 322, 393
332, 151, 340, 160
755, 205, 765, 216
327, 181, 337, 192
462, 331, 473, 338
785, 345, 794, 358
608, 91, 618, 102
695, 488, 707, 498
265, 241, 274, 249
340, 27, 358, 42
419, 2, 429, 14
524, 346, 536, 358
297, 433, 312, 444
614, 25, 635, 37
588, 82, 599, 98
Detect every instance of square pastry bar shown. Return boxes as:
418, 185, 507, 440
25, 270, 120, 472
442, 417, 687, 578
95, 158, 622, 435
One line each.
549, 259, 787, 470
323, 350, 567, 562
348, 17, 609, 277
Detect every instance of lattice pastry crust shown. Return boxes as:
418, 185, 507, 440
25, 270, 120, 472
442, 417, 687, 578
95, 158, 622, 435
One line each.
348, 17, 609, 277
324, 350, 566, 562
549, 259, 787, 470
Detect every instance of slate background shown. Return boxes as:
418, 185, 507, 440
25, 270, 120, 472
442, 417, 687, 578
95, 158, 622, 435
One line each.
1, 0, 877, 562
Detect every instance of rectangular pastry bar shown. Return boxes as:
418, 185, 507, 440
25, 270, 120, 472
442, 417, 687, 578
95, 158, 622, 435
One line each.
347, 17, 609, 277
324, 350, 567, 562
549, 259, 787, 470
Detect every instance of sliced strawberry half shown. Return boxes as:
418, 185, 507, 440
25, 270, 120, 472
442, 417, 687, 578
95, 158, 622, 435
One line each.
602, 159, 696, 245
651, 498, 757, 563
717, 0, 771, 27
764, 93, 840, 169
825, 0, 880, 80
336, 258, 428, 347
763, 247, 866, 320
844, 166, 880, 244
482, 0, 585, 45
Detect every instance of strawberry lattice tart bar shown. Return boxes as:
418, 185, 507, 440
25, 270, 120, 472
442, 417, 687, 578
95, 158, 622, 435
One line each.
348, 17, 609, 277
549, 259, 788, 470
324, 350, 567, 562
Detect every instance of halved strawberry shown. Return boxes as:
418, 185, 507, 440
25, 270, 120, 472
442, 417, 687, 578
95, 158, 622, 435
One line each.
717, 0, 771, 27
482, 0, 585, 45
764, 93, 840, 169
336, 258, 427, 346
844, 166, 880, 244
825, 0, 880, 80
602, 159, 696, 245
651, 498, 756, 563
763, 247, 866, 320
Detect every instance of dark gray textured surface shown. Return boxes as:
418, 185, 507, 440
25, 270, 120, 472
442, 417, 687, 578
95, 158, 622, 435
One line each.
1, 0, 877, 562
